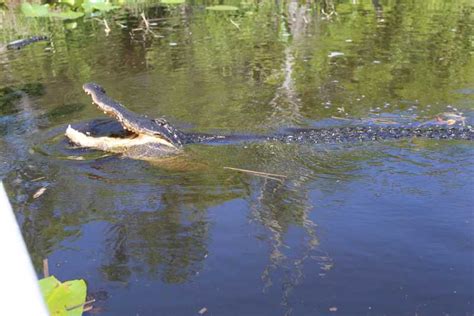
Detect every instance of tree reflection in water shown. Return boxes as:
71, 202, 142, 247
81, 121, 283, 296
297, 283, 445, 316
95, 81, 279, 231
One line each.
250, 178, 331, 315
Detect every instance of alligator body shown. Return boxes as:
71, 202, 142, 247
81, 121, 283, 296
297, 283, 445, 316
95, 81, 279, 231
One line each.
65, 83, 474, 159
6, 36, 49, 50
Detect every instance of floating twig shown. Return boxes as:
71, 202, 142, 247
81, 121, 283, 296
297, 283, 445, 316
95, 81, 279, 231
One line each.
43, 258, 49, 278
132, 13, 161, 38
116, 21, 127, 29
103, 19, 111, 35
229, 19, 240, 30
92, 18, 111, 35
33, 187, 47, 199
140, 12, 150, 31
66, 299, 96, 312
224, 167, 287, 182
83, 305, 93, 312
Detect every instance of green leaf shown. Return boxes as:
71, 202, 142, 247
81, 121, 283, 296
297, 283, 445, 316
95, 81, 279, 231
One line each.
161, 0, 185, 4
20, 3, 84, 19
39, 276, 87, 316
206, 5, 239, 11
49, 10, 85, 20
21, 3, 50, 17
91, 2, 119, 11
39, 276, 61, 299
82, 0, 119, 12
65, 21, 78, 29
59, 0, 78, 7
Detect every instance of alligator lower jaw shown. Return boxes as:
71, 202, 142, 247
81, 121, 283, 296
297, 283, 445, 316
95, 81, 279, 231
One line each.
65, 125, 180, 156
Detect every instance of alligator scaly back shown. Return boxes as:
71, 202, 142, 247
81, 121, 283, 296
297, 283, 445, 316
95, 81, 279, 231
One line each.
272, 125, 474, 143
6, 36, 49, 50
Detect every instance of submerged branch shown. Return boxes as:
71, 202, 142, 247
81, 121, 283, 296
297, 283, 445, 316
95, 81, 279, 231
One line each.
224, 167, 287, 182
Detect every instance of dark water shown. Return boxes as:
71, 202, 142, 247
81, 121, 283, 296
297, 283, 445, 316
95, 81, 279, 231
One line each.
1, 0, 473, 315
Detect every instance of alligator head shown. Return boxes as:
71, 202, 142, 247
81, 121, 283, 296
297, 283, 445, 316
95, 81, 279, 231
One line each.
65, 83, 185, 158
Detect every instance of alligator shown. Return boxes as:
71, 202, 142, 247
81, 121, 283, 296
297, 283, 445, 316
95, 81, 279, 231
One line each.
4, 36, 49, 50
65, 83, 474, 159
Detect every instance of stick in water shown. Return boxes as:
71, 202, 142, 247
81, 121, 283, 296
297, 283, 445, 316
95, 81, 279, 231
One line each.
223, 167, 287, 182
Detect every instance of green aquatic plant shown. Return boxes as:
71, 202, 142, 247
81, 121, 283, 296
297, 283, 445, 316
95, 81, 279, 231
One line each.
160, 0, 185, 4
81, 0, 120, 13
39, 276, 88, 316
21, 2, 84, 19
205, 5, 239, 11
20, 3, 49, 17
19, 0, 120, 20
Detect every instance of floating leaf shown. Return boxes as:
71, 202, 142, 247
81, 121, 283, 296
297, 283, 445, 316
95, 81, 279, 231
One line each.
21, 3, 84, 19
92, 2, 119, 11
161, 0, 185, 4
206, 5, 239, 11
21, 3, 50, 17
59, 0, 77, 6
39, 276, 87, 316
50, 10, 85, 20
82, 0, 120, 12
39, 276, 61, 299
33, 187, 47, 199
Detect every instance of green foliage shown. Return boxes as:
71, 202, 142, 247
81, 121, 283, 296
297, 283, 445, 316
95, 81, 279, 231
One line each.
39, 276, 87, 316
58, 0, 78, 6
81, 0, 120, 13
20, 0, 119, 19
51, 11, 85, 19
160, 0, 185, 4
206, 5, 239, 11
21, 2, 84, 19
21, 3, 50, 17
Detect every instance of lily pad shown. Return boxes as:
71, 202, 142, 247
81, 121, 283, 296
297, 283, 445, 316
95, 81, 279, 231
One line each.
206, 5, 239, 11
39, 276, 87, 316
50, 11, 85, 20
21, 3, 50, 17
82, 0, 119, 12
21, 3, 83, 19
59, 0, 78, 7
161, 0, 185, 4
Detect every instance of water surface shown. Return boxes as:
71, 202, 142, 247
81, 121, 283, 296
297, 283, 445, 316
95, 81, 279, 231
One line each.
1, 0, 473, 315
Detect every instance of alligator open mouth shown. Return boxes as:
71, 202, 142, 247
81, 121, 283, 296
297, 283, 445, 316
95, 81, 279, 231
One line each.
65, 83, 185, 157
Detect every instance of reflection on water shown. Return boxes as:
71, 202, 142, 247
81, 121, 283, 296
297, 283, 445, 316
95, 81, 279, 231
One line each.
1, 0, 473, 314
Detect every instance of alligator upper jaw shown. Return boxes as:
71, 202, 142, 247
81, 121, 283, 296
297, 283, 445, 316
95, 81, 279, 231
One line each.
82, 82, 184, 149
